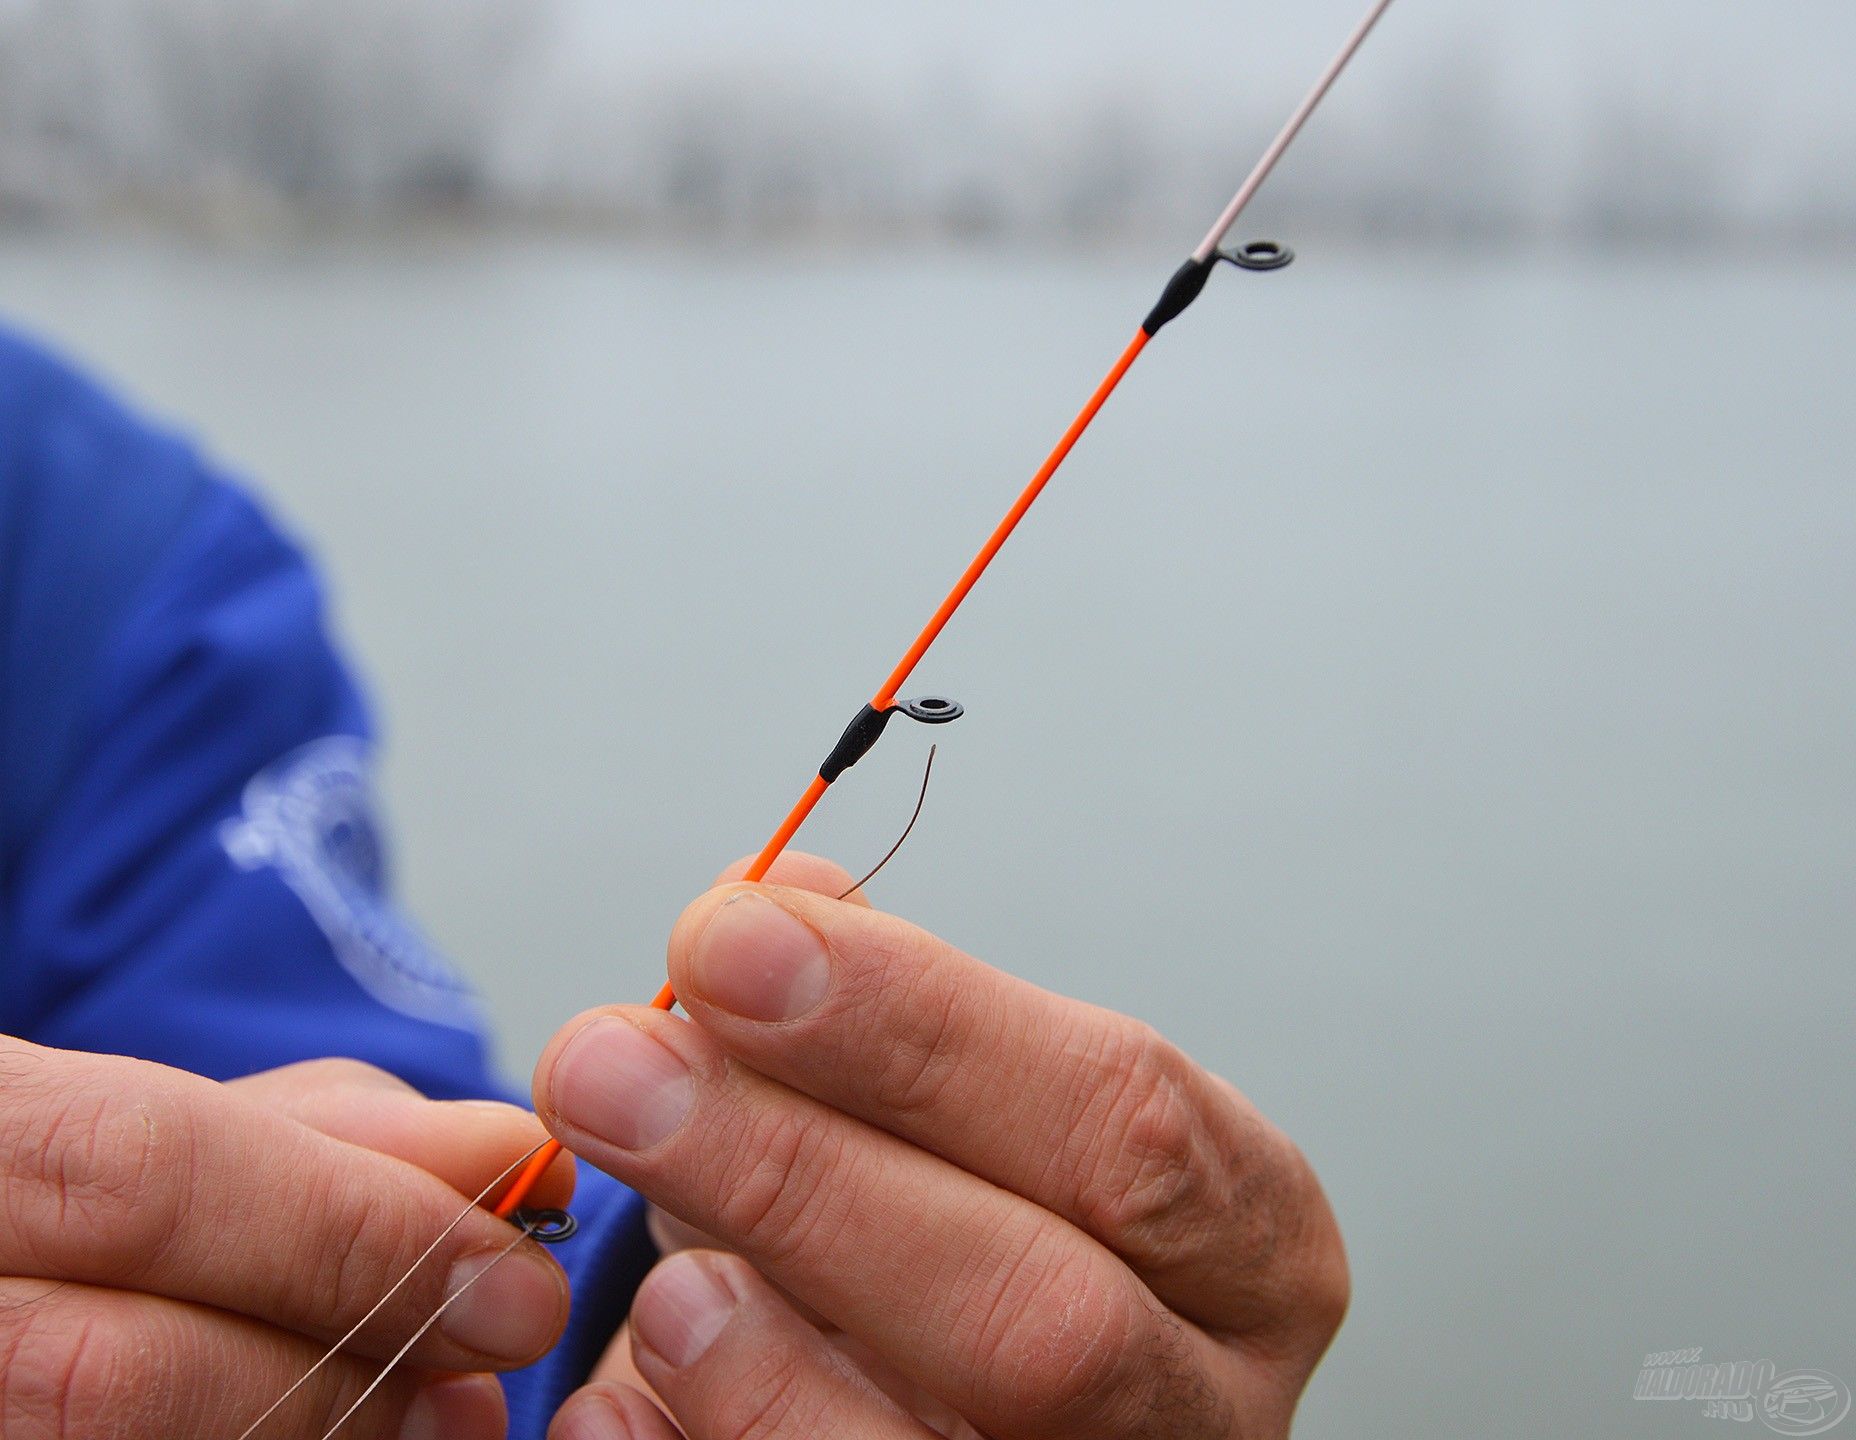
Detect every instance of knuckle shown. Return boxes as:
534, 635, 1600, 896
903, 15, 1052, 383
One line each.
959, 1239, 1229, 1435
0, 1039, 49, 1148
1074, 1021, 1218, 1264
834, 919, 933, 1009
302, 1173, 409, 1335
1131, 1298, 1235, 1434
863, 959, 965, 1119
1304, 1235, 1352, 1341
1274, 1146, 1351, 1346
0, 1299, 153, 1439
962, 1239, 1148, 1425
707, 1108, 857, 1269
709, 1346, 813, 1440
17, 1079, 193, 1286
1206, 1122, 1300, 1289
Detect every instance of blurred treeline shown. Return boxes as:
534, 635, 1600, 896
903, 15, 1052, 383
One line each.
2, 0, 1852, 249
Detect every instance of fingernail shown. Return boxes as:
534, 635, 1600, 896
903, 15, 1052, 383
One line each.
690, 891, 830, 1021
552, 1017, 694, 1150
631, 1253, 737, 1368
400, 1372, 506, 1440
552, 1393, 634, 1440
441, 1246, 565, 1360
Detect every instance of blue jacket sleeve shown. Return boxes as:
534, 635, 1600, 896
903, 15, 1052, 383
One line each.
0, 325, 649, 1434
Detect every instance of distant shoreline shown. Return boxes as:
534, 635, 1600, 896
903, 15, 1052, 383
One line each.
3, 197, 1852, 261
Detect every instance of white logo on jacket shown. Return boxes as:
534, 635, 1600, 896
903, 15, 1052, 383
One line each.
219, 735, 482, 1031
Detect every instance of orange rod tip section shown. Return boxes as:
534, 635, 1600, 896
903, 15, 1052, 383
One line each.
492, 1139, 564, 1220
496, 329, 1154, 1228
743, 773, 831, 884
871, 327, 1149, 711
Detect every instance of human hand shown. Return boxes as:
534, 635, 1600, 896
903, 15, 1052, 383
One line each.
538, 854, 1347, 1439
0, 1042, 573, 1438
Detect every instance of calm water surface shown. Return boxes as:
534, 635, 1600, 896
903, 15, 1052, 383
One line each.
3, 232, 1851, 1436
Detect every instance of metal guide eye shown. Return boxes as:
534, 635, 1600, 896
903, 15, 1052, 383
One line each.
511, 1208, 578, 1244
899, 695, 964, 724
1218, 239, 1294, 271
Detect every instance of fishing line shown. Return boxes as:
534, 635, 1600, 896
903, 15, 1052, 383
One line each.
1190, 0, 1394, 263
229, 14, 1400, 1407
838, 744, 938, 902
488, 0, 1397, 1223
237, 1141, 556, 1440
317, 1213, 550, 1440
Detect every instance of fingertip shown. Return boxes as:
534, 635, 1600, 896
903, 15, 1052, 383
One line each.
669, 859, 867, 997
401, 1371, 507, 1440
532, 1006, 622, 1117
630, 1250, 745, 1371
441, 1234, 573, 1365
231, 1056, 420, 1111
549, 1383, 678, 1440
710, 850, 866, 902
669, 888, 832, 1024
535, 1006, 713, 1155
252, 1072, 575, 1213
440, 1101, 578, 1209
711, 855, 756, 886
667, 885, 740, 976
535, 1141, 579, 1208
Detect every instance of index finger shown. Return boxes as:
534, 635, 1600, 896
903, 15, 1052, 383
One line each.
710, 850, 872, 907
0, 1038, 569, 1374
228, 1057, 576, 1210
665, 885, 1344, 1342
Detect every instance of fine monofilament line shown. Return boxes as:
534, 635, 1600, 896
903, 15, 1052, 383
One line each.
237, 1142, 550, 1439
317, 1215, 544, 1440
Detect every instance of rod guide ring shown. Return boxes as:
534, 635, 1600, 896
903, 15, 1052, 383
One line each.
512, 1208, 578, 1244
1219, 239, 1295, 271
899, 695, 964, 724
